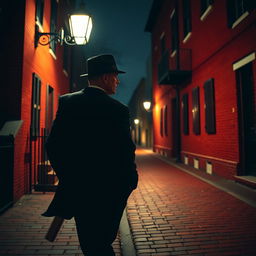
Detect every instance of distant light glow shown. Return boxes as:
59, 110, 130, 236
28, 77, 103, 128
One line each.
69, 15, 92, 45
134, 119, 140, 125
143, 101, 151, 111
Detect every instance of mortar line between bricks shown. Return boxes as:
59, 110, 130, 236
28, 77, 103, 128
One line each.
119, 207, 137, 256
153, 153, 256, 208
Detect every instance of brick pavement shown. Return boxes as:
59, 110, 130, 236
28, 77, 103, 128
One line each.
126, 149, 256, 256
0, 193, 122, 256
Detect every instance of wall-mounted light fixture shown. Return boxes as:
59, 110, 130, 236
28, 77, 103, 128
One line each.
35, 6, 92, 47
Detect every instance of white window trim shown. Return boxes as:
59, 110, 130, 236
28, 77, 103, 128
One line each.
183, 31, 192, 44
233, 52, 255, 71
171, 50, 177, 58
49, 48, 57, 60
160, 32, 165, 39
200, 4, 213, 21
36, 20, 44, 32
232, 11, 249, 29
170, 9, 175, 19
63, 69, 68, 77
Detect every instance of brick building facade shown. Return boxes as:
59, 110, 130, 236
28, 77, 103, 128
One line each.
0, 0, 81, 211
145, 0, 256, 185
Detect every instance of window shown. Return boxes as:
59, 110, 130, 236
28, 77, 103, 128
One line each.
45, 85, 54, 134
31, 73, 41, 137
183, 0, 192, 39
226, 0, 255, 28
164, 105, 168, 136
50, 0, 58, 54
36, 0, 44, 26
182, 93, 189, 135
201, 0, 214, 15
171, 10, 179, 53
160, 108, 163, 137
192, 87, 200, 135
204, 78, 216, 134
160, 34, 166, 56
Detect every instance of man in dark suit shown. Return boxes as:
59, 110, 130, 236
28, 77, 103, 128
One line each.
43, 54, 138, 256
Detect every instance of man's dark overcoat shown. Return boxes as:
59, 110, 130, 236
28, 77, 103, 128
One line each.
43, 87, 138, 219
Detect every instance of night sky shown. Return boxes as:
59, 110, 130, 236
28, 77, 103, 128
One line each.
83, 0, 154, 105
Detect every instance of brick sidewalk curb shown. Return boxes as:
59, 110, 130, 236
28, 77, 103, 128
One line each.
153, 152, 256, 208
119, 208, 136, 256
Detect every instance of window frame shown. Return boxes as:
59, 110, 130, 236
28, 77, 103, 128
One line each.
31, 73, 42, 138
182, 93, 189, 135
35, 0, 44, 28
182, 0, 192, 41
192, 87, 201, 135
50, 0, 58, 55
204, 78, 216, 134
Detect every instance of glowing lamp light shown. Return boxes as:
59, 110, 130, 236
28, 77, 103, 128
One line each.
143, 101, 151, 111
134, 119, 140, 125
69, 14, 92, 45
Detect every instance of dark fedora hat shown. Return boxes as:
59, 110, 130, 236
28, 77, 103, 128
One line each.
80, 54, 125, 77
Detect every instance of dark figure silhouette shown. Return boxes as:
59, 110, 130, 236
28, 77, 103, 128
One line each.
43, 54, 138, 256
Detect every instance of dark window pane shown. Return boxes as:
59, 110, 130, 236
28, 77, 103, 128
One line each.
182, 93, 189, 134
204, 79, 216, 134
171, 10, 179, 52
164, 105, 168, 136
204, 78, 216, 134
160, 108, 163, 137
200, 0, 214, 15
226, 0, 254, 28
36, 0, 44, 25
183, 0, 192, 37
50, 0, 58, 53
192, 87, 200, 135
31, 73, 41, 137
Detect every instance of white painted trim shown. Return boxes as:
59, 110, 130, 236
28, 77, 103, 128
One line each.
183, 32, 192, 44
49, 48, 57, 60
171, 50, 177, 58
160, 32, 165, 39
63, 69, 68, 77
182, 150, 238, 164
232, 11, 249, 29
36, 20, 44, 32
200, 5, 213, 21
170, 9, 175, 19
233, 52, 255, 71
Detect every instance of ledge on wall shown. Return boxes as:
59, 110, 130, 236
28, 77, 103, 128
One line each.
0, 120, 23, 138
234, 176, 256, 189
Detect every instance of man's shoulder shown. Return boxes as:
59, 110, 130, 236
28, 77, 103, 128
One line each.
106, 96, 129, 114
60, 90, 84, 101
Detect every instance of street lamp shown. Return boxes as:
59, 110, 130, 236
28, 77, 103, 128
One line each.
134, 119, 140, 125
143, 101, 151, 112
35, 7, 92, 47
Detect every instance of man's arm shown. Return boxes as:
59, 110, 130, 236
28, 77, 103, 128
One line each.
46, 97, 66, 177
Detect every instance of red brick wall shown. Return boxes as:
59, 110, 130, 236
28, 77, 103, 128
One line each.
151, 0, 256, 180
12, 0, 70, 201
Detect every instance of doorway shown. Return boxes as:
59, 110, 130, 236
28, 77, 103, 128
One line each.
172, 98, 178, 157
236, 62, 256, 176
45, 85, 54, 135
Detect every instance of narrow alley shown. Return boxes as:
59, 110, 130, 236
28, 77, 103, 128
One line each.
0, 148, 255, 256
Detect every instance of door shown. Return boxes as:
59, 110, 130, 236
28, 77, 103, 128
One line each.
172, 98, 178, 157
45, 85, 54, 135
236, 62, 256, 176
